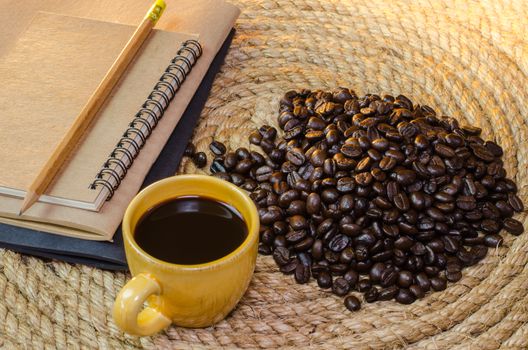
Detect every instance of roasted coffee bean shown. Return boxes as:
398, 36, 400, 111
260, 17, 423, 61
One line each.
209, 140, 226, 156
393, 192, 410, 211
251, 151, 266, 166
398, 270, 413, 288
369, 262, 385, 283
503, 218, 524, 236
409, 284, 425, 299
224, 152, 238, 170
415, 272, 431, 292
508, 194, 524, 212
380, 267, 398, 287
234, 159, 253, 174
446, 270, 462, 282
343, 269, 359, 287
317, 271, 333, 289
434, 143, 455, 158
259, 125, 277, 140
430, 276, 447, 291
364, 287, 379, 303
322, 188, 340, 203
184, 142, 196, 157
357, 279, 372, 292
344, 295, 361, 311
255, 165, 273, 182
395, 169, 417, 185
484, 234, 503, 247
272, 247, 290, 266
286, 230, 307, 243
241, 179, 257, 191
192, 152, 207, 168
295, 263, 310, 284
249, 130, 263, 145
235, 147, 251, 160
289, 215, 307, 230
395, 288, 416, 304
341, 143, 362, 158
332, 277, 350, 296
378, 285, 399, 300
379, 156, 397, 171
286, 148, 306, 166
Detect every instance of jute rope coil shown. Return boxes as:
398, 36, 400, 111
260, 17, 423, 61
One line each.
1, 0, 527, 348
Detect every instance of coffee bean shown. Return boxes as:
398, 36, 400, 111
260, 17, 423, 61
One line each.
259, 125, 277, 140
430, 276, 447, 291
484, 234, 503, 247
192, 152, 207, 168
336, 177, 355, 193
286, 148, 306, 166
398, 270, 413, 288
317, 271, 333, 288
235, 147, 251, 160
321, 188, 340, 203
434, 143, 455, 158
378, 285, 399, 300
328, 234, 350, 252
379, 156, 397, 171
446, 271, 462, 282
415, 272, 431, 292
357, 279, 372, 292
369, 262, 385, 283
272, 247, 290, 266
409, 284, 425, 299
224, 152, 238, 170
235, 159, 253, 174
395, 169, 417, 185
249, 130, 263, 145
184, 142, 195, 157
380, 267, 398, 287
456, 195, 477, 211
395, 288, 416, 304
341, 143, 362, 158
344, 295, 361, 311
393, 192, 410, 211
209, 140, 226, 156
508, 194, 524, 212
295, 263, 310, 284
503, 218, 524, 236
364, 287, 379, 303
332, 277, 350, 296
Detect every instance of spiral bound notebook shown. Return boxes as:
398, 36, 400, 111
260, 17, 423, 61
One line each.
0, 1, 240, 240
0, 13, 201, 211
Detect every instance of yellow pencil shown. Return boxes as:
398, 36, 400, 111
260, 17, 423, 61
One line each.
19, 0, 166, 215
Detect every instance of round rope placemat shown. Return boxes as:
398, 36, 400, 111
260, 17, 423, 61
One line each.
1, 0, 527, 348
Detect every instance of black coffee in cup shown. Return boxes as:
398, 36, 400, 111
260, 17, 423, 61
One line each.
134, 196, 247, 264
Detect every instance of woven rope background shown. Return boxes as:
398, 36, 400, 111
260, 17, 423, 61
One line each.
1, 0, 527, 348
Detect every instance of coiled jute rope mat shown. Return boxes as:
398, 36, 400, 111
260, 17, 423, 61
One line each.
1, 0, 527, 348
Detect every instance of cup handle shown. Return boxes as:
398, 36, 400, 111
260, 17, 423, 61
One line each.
113, 273, 171, 336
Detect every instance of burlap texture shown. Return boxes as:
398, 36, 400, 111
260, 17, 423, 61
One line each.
1, 0, 527, 348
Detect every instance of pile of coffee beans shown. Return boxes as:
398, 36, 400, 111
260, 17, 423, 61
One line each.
203, 88, 525, 311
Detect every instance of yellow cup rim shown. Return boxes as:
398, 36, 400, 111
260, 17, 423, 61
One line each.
122, 175, 259, 271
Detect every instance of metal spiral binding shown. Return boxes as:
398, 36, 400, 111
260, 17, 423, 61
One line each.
89, 39, 202, 199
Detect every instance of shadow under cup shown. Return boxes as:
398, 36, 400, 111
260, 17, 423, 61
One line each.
118, 175, 259, 333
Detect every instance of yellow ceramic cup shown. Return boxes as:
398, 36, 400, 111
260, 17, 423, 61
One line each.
113, 175, 259, 336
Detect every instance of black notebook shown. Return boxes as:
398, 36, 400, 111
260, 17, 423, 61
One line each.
0, 29, 235, 271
